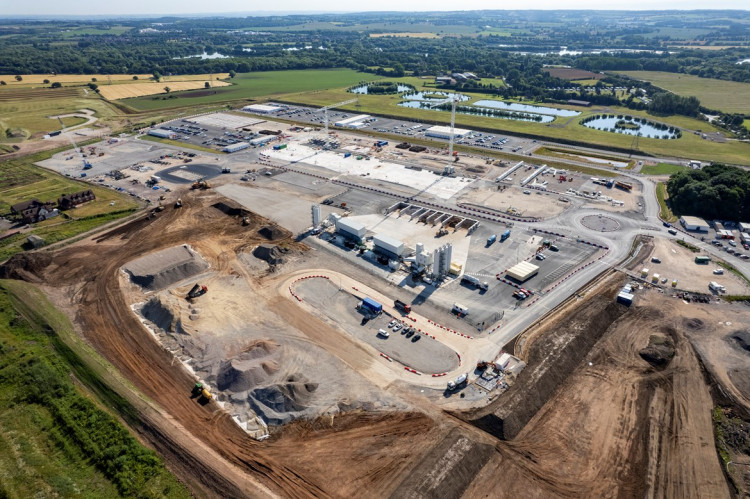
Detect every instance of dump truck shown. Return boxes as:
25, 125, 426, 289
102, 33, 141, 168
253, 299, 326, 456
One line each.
187, 284, 207, 299
461, 275, 489, 290
447, 373, 468, 391
394, 300, 411, 314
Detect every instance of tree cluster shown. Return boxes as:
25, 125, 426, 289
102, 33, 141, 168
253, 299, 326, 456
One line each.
667, 164, 750, 221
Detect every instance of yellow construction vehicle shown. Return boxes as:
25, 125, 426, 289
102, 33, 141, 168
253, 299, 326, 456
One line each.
191, 180, 211, 190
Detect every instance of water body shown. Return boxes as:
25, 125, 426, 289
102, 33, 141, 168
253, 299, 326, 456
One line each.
582, 116, 679, 139
400, 91, 470, 107
473, 99, 580, 117
397, 101, 555, 123
349, 84, 413, 94
737, 59, 750, 65
174, 52, 229, 60
509, 47, 667, 56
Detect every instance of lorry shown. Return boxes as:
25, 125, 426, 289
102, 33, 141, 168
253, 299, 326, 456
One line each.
709, 281, 725, 293
272, 144, 287, 150
394, 300, 412, 314
487, 234, 497, 245
187, 284, 208, 299
461, 275, 489, 290
447, 373, 469, 391
615, 181, 633, 192
500, 229, 511, 242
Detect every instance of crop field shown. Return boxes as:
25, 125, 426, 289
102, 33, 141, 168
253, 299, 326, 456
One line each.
370, 32, 440, 38
616, 71, 750, 114
545, 68, 604, 80
99, 80, 232, 100
0, 74, 152, 85
121, 69, 382, 111
59, 25, 134, 36
0, 86, 115, 139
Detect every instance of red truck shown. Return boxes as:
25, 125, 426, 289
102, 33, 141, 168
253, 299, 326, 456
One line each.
394, 300, 411, 314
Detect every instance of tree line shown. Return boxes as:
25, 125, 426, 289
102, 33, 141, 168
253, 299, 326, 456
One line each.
667, 164, 750, 221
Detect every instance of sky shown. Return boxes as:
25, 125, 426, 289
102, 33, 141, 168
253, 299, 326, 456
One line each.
4, 2, 749, 17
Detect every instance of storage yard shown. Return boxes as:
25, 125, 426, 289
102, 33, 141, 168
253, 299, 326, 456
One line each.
4, 107, 749, 497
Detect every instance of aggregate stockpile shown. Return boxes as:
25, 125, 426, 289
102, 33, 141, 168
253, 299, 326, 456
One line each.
123, 245, 208, 291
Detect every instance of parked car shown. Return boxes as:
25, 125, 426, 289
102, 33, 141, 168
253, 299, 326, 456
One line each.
388, 319, 397, 328
713, 269, 724, 275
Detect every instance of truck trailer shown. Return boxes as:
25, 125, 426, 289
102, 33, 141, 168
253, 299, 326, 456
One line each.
461, 275, 489, 290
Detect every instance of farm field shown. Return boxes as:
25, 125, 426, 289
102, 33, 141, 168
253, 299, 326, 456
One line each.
0, 86, 116, 140
370, 32, 440, 38
616, 71, 750, 114
0, 74, 152, 85
99, 80, 232, 100
120, 69, 382, 110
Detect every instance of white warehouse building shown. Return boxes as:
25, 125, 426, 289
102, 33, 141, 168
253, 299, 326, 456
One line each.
242, 103, 284, 114
336, 218, 366, 240
334, 115, 371, 128
373, 234, 405, 257
222, 142, 249, 153
148, 128, 177, 139
680, 216, 710, 232
425, 125, 472, 140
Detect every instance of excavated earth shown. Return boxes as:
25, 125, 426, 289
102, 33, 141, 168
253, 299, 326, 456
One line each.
0, 191, 743, 498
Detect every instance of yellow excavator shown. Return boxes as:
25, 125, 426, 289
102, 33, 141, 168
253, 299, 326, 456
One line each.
192, 382, 212, 401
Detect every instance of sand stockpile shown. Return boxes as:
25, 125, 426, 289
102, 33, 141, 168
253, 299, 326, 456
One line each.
141, 296, 183, 333
248, 374, 319, 425
216, 340, 281, 392
123, 245, 208, 291
253, 244, 294, 266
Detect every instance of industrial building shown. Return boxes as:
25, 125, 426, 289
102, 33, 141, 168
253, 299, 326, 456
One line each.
506, 261, 539, 283
242, 104, 284, 114
148, 128, 177, 139
680, 216, 710, 232
249, 136, 275, 147
372, 234, 405, 258
334, 115, 371, 128
425, 125, 471, 140
336, 218, 366, 241
222, 142, 250, 153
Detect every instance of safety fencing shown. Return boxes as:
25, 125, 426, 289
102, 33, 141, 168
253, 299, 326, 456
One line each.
426, 319, 474, 340
289, 274, 331, 302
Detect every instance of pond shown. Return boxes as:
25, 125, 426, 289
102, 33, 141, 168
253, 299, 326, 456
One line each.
349, 84, 414, 94
397, 100, 555, 123
399, 91, 470, 106
581, 115, 680, 139
473, 99, 580, 117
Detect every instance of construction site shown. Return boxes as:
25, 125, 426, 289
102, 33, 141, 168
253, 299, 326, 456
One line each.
2, 106, 749, 497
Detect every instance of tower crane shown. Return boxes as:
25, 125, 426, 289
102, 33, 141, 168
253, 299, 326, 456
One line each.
444, 95, 459, 175
57, 116, 91, 170
313, 98, 359, 138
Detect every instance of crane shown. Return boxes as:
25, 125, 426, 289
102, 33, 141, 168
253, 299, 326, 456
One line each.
313, 98, 358, 138
57, 117, 91, 170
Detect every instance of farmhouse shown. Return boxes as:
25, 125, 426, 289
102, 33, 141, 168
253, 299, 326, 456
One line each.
58, 190, 96, 210
10, 199, 57, 224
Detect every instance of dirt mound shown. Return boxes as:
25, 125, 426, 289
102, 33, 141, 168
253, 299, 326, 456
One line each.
141, 296, 182, 333
248, 374, 319, 425
123, 245, 209, 291
212, 201, 250, 218
257, 225, 286, 241
684, 317, 705, 330
639, 334, 675, 367
215, 340, 280, 392
252, 244, 292, 266
728, 330, 750, 353
0, 252, 53, 282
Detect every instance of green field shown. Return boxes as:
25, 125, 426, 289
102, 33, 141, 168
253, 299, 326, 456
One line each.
0, 146, 140, 262
641, 162, 688, 175
656, 182, 678, 222
60, 25, 133, 37
0, 86, 115, 140
616, 71, 750, 114
122, 69, 383, 111
0, 280, 188, 497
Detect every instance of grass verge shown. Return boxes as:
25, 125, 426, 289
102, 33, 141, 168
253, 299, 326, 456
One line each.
641, 162, 687, 175
675, 239, 700, 252
656, 182, 678, 222
0, 279, 188, 497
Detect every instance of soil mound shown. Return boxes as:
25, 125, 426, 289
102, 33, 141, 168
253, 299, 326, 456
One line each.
639, 334, 675, 368
253, 244, 291, 266
684, 318, 705, 330
0, 252, 53, 282
141, 296, 182, 332
257, 225, 286, 240
212, 201, 250, 217
215, 340, 280, 392
728, 330, 750, 353
249, 374, 319, 425
123, 245, 208, 291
